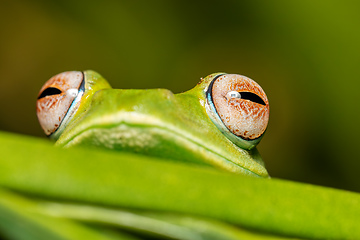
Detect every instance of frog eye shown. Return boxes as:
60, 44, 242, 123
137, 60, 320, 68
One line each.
36, 71, 85, 137
205, 74, 269, 150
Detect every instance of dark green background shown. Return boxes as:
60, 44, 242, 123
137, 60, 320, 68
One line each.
1, 0, 360, 192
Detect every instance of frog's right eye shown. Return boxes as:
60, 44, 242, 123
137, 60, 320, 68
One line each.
36, 71, 85, 137
205, 73, 269, 150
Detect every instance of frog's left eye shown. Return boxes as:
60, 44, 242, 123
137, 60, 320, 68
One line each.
205, 74, 269, 150
36, 71, 85, 137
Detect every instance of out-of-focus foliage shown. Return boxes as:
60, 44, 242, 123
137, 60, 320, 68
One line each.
1, 0, 360, 191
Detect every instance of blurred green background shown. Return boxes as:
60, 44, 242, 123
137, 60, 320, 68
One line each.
1, 0, 360, 192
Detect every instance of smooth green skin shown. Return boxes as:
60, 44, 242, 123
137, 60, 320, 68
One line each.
54, 71, 268, 178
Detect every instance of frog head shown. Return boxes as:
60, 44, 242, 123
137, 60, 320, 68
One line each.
36, 70, 270, 178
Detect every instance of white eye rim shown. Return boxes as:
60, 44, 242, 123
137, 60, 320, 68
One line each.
205, 74, 262, 150
50, 79, 85, 139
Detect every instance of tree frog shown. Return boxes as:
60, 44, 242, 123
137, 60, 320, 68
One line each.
36, 70, 270, 178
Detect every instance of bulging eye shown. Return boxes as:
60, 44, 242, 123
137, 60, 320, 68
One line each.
206, 73, 269, 150
36, 71, 84, 137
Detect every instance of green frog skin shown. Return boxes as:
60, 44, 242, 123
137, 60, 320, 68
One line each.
36, 70, 270, 177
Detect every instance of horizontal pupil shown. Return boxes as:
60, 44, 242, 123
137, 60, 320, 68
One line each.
38, 87, 62, 99
239, 92, 266, 105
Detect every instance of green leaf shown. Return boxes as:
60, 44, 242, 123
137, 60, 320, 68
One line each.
0, 188, 138, 240
37, 201, 291, 240
0, 131, 359, 239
